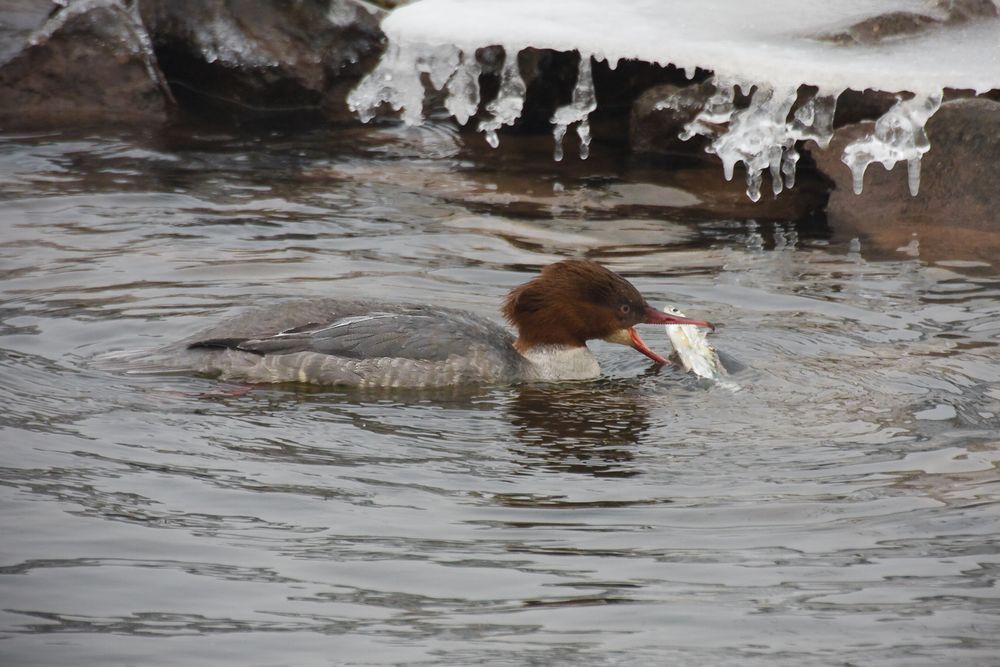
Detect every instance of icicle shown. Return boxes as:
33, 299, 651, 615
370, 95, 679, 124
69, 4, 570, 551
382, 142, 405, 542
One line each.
781, 147, 799, 189
681, 80, 736, 141
478, 49, 526, 148
841, 91, 942, 195
768, 145, 784, 197
348, 43, 421, 124
789, 92, 838, 149
348, 43, 460, 126
680, 80, 840, 200
746, 169, 764, 202
350, 43, 410, 123
577, 120, 592, 160
424, 45, 460, 91
444, 51, 482, 126
550, 55, 597, 161
906, 157, 922, 197
708, 83, 798, 201
552, 125, 568, 162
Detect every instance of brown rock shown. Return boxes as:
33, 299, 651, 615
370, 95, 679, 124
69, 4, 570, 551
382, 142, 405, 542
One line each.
816, 0, 997, 45
812, 97, 1000, 265
0, 0, 173, 129
835, 88, 987, 128
140, 0, 385, 122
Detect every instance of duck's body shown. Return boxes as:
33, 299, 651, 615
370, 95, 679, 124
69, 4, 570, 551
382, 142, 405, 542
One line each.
182, 261, 712, 388
185, 299, 533, 387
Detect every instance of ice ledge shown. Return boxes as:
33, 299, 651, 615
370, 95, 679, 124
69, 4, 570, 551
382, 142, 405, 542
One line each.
374, 0, 1000, 95
349, 0, 1000, 200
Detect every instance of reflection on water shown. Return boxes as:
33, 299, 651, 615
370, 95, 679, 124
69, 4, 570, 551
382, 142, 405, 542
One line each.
507, 382, 649, 477
1, 123, 998, 667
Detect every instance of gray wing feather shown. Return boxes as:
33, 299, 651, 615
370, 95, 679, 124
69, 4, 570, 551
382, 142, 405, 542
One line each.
236, 309, 513, 362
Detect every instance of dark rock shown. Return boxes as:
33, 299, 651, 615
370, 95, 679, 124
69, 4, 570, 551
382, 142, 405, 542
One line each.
834, 88, 986, 129
0, 0, 173, 129
515, 48, 580, 132
941, 0, 1000, 22
816, 0, 997, 45
139, 0, 385, 122
818, 12, 938, 45
629, 81, 715, 156
467, 48, 579, 133
812, 97, 1000, 265
833, 88, 899, 127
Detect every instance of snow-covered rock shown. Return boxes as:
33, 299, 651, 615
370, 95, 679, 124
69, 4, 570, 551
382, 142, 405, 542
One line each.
350, 0, 1000, 200
0, 0, 173, 128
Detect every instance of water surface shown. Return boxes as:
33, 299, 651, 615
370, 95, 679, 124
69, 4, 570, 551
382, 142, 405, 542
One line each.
1, 122, 998, 666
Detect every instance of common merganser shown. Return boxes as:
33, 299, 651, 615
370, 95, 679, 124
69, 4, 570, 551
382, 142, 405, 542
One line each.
184, 260, 713, 388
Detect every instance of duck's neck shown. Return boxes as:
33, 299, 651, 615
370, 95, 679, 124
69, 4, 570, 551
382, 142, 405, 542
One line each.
518, 343, 600, 381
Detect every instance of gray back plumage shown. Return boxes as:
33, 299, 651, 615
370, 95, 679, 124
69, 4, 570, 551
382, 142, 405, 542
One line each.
182, 299, 529, 387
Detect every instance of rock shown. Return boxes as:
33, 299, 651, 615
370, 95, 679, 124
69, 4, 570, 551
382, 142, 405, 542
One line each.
642, 163, 829, 223
139, 0, 385, 122
629, 81, 715, 156
812, 97, 1000, 265
816, 0, 997, 45
0, 0, 173, 129
834, 88, 986, 130
468, 47, 580, 132
833, 88, 899, 128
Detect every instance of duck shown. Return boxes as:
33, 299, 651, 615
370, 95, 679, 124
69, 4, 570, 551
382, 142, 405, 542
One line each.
183, 260, 713, 387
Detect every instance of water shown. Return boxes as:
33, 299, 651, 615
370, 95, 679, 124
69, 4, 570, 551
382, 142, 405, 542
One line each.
1, 122, 998, 666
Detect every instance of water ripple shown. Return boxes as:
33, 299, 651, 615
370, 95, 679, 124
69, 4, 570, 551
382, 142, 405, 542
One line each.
0, 126, 998, 667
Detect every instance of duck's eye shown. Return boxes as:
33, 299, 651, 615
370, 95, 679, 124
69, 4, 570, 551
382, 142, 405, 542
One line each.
619, 304, 631, 316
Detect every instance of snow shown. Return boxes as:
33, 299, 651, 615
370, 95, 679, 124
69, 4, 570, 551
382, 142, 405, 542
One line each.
348, 0, 1000, 199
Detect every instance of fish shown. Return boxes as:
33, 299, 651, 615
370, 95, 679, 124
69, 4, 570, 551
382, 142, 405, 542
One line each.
662, 304, 731, 383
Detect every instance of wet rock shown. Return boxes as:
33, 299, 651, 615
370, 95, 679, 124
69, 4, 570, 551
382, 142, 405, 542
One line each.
468, 47, 580, 133
812, 97, 1000, 265
832, 88, 899, 128
816, 0, 997, 45
629, 81, 715, 156
0, 0, 173, 129
139, 0, 385, 122
834, 88, 990, 129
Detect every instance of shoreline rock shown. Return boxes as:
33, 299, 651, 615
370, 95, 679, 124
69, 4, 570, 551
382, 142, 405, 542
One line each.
0, 0, 173, 129
811, 97, 1000, 265
139, 0, 385, 123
